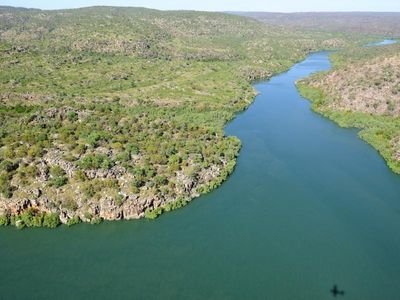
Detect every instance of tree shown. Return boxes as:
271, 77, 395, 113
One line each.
49, 166, 68, 188
43, 213, 61, 228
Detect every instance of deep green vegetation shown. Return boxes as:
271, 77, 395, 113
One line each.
298, 43, 400, 174
0, 6, 372, 227
0, 208, 60, 229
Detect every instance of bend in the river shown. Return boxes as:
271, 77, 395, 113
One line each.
1, 43, 400, 300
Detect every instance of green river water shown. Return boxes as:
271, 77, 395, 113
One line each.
1, 49, 400, 300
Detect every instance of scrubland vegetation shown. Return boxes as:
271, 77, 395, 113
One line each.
298, 42, 400, 173
0, 6, 372, 227
234, 12, 400, 37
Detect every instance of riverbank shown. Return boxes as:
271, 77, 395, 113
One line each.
3, 7, 375, 228
297, 40, 400, 174
2, 49, 400, 300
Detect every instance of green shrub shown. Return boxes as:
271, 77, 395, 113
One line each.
50, 166, 66, 177
77, 154, 114, 170
27, 144, 44, 158
90, 217, 102, 225
67, 216, 81, 226
43, 213, 61, 228
20, 209, 35, 227
67, 111, 78, 122
50, 175, 68, 188
0, 214, 10, 226
126, 144, 139, 155
83, 211, 93, 220
115, 194, 125, 206
144, 207, 162, 219
155, 175, 168, 186
0, 172, 14, 198
116, 151, 131, 162
74, 170, 87, 182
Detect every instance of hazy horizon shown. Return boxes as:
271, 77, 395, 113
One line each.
1, 0, 400, 13
2, 6, 400, 14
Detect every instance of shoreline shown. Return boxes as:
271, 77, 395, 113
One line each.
296, 39, 400, 175
0, 49, 315, 229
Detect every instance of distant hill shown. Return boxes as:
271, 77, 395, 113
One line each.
230, 12, 400, 37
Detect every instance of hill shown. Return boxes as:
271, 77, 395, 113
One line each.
0, 6, 367, 227
231, 12, 400, 37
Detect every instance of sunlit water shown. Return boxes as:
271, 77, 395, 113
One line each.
1, 50, 400, 300
365, 39, 397, 47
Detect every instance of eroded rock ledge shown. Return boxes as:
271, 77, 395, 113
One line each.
0, 147, 237, 227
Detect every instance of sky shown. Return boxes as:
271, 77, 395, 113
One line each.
2, 0, 400, 12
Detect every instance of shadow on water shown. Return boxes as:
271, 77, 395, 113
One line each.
331, 284, 345, 297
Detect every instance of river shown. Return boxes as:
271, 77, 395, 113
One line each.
1, 47, 400, 300
365, 39, 397, 46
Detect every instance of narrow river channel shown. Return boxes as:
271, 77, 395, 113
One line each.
1, 48, 400, 300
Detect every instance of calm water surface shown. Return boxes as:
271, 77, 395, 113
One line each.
365, 39, 397, 46
1, 51, 400, 300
